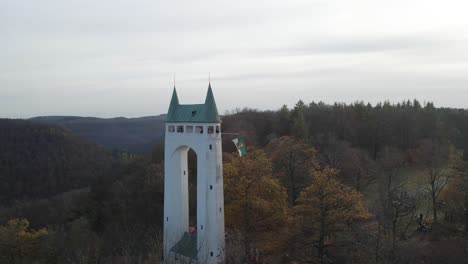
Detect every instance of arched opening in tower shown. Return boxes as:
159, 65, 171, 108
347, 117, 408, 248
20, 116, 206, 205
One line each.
187, 148, 197, 229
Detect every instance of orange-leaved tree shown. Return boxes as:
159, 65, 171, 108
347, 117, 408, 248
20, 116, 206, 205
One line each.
224, 147, 288, 263
296, 167, 370, 264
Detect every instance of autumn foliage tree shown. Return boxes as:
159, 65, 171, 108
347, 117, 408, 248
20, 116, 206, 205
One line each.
410, 139, 452, 223
318, 138, 379, 192
445, 149, 468, 229
295, 168, 370, 263
0, 218, 48, 263
224, 148, 289, 263
376, 146, 415, 260
266, 136, 318, 207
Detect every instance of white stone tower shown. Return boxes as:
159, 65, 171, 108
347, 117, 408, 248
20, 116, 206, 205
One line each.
163, 84, 225, 263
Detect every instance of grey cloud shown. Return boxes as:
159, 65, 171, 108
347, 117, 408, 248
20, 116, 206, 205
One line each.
1, 0, 468, 118
266, 35, 447, 56
214, 68, 352, 82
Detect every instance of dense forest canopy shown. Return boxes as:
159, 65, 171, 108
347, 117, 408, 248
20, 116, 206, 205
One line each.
1, 99, 468, 263
223, 100, 468, 155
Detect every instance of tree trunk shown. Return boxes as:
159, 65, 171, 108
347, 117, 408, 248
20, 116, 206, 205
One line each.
318, 201, 326, 264
287, 179, 294, 207
464, 190, 468, 233
355, 171, 361, 193
244, 190, 252, 262
432, 187, 438, 223
318, 228, 325, 264
375, 222, 381, 263
391, 217, 397, 260
287, 159, 296, 207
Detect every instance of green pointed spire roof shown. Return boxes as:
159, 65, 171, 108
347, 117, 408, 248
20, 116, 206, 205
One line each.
165, 84, 221, 123
203, 83, 220, 122
166, 87, 179, 121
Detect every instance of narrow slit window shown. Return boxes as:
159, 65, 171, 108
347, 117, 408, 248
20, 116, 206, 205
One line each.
208, 126, 214, 134
177, 126, 184, 133
186, 126, 194, 133
209, 144, 212, 150
210, 185, 213, 190
196, 126, 203, 134
216, 126, 220, 134
168, 125, 175, 133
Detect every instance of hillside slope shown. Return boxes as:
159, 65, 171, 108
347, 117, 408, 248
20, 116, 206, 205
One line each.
30, 115, 166, 153
0, 119, 115, 204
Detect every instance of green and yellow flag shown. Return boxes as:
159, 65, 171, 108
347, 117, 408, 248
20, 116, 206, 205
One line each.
232, 136, 247, 157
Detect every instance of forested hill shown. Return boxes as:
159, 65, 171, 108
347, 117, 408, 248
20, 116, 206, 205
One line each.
222, 100, 468, 156
30, 115, 166, 153
0, 119, 115, 204
1, 100, 468, 263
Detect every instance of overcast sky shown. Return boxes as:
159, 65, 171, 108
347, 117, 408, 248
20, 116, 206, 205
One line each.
1, 0, 468, 118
